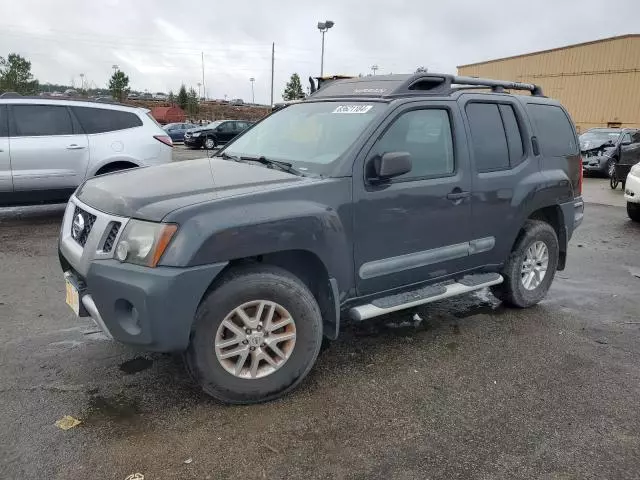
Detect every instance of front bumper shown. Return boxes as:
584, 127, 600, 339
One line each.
582, 157, 608, 174
63, 260, 226, 352
59, 196, 228, 352
624, 171, 640, 204
184, 136, 203, 147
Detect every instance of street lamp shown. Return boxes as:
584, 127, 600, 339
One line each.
249, 77, 255, 104
317, 20, 334, 77
197, 82, 201, 99
371, 65, 379, 76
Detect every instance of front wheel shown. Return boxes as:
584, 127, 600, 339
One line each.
185, 265, 323, 404
628, 202, 640, 222
204, 136, 216, 150
491, 220, 559, 308
607, 158, 616, 178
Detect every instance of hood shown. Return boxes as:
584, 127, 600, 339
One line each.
186, 125, 213, 133
580, 139, 615, 152
75, 158, 305, 221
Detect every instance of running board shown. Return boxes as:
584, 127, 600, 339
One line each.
349, 273, 503, 321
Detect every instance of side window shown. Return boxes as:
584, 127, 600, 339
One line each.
71, 107, 142, 134
371, 109, 454, 180
632, 131, 640, 144
466, 103, 509, 172
499, 104, 524, 165
527, 104, 577, 156
12, 105, 73, 136
0, 105, 7, 137
218, 122, 233, 132
622, 133, 632, 144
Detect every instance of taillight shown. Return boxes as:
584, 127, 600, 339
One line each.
154, 135, 173, 147
577, 156, 584, 196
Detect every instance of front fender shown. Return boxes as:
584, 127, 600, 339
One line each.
160, 190, 354, 295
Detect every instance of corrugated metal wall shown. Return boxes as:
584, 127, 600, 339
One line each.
457, 35, 640, 132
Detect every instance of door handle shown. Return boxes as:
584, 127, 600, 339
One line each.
446, 191, 471, 201
66, 144, 85, 150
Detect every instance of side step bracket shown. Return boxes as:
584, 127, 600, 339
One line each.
349, 273, 503, 321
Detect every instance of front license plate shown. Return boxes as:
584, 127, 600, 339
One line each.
65, 278, 80, 316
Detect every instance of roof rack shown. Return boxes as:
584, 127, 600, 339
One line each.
309, 73, 544, 99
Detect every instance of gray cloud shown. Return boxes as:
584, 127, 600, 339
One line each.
0, 0, 636, 103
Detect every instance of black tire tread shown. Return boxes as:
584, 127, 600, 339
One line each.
628, 202, 640, 222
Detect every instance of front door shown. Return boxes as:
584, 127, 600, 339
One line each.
0, 105, 12, 194
353, 101, 475, 296
217, 121, 236, 143
9, 104, 89, 192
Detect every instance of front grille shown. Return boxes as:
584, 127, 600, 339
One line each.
71, 206, 96, 247
102, 222, 121, 252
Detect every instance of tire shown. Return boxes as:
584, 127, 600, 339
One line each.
610, 173, 619, 190
628, 202, 640, 222
185, 265, 323, 404
204, 136, 216, 150
490, 220, 559, 308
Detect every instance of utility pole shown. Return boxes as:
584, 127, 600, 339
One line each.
270, 42, 275, 107
201, 52, 206, 100
112, 64, 119, 73
197, 82, 201, 99
79, 73, 85, 92
249, 77, 255, 104
371, 65, 379, 76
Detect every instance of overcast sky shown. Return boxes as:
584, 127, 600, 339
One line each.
0, 0, 637, 104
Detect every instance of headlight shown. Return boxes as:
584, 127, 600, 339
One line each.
114, 220, 178, 267
191, 132, 201, 137
631, 164, 640, 176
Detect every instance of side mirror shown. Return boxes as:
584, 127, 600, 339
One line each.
370, 152, 412, 181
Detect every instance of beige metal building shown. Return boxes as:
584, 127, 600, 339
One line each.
457, 34, 640, 132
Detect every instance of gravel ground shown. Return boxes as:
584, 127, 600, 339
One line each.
0, 179, 639, 479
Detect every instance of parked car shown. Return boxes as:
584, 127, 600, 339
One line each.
230, 98, 244, 106
128, 93, 140, 100
154, 93, 168, 101
624, 163, 640, 221
163, 122, 197, 142
59, 73, 583, 404
184, 120, 252, 149
0, 97, 173, 206
580, 128, 639, 177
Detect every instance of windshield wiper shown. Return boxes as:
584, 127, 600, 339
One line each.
217, 152, 240, 161
239, 155, 305, 176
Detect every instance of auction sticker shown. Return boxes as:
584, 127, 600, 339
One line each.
332, 105, 373, 114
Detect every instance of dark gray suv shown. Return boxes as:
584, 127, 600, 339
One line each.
59, 74, 584, 403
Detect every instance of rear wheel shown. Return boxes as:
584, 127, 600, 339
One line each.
491, 220, 559, 308
628, 202, 640, 222
185, 265, 323, 404
610, 172, 619, 189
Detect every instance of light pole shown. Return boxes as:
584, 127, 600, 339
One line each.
317, 20, 334, 77
249, 77, 255, 104
197, 82, 201, 99
112, 64, 119, 73
371, 65, 379, 76
79, 73, 85, 92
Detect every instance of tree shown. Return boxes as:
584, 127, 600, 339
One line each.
177, 84, 188, 110
187, 87, 199, 115
168, 90, 175, 105
0, 53, 39, 94
283, 73, 304, 101
108, 70, 130, 102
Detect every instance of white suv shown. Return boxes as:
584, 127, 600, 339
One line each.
625, 163, 640, 222
0, 97, 173, 206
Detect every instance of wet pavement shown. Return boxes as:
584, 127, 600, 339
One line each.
1, 179, 639, 479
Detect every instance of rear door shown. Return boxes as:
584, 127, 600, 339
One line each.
460, 95, 537, 266
620, 130, 640, 166
9, 104, 89, 192
0, 105, 11, 194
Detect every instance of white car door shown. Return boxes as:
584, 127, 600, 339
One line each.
0, 105, 11, 194
9, 103, 89, 192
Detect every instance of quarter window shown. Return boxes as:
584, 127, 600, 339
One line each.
527, 104, 577, 156
72, 107, 142, 134
371, 109, 454, 180
12, 105, 74, 136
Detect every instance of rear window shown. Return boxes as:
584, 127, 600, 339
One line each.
73, 107, 142, 134
528, 104, 577, 156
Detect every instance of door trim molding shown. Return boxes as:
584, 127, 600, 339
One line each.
358, 237, 495, 280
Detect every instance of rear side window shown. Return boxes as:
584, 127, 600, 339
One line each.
499, 104, 524, 165
12, 105, 74, 136
0, 106, 7, 137
72, 107, 142, 134
527, 104, 577, 156
466, 103, 509, 172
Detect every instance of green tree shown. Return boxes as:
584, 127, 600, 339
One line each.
283, 73, 304, 101
0, 53, 39, 94
177, 84, 188, 110
187, 87, 199, 115
108, 70, 130, 101
168, 90, 175, 105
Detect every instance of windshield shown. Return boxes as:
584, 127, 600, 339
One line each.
223, 101, 384, 172
207, 121, 223, 128
580, 130, 620, 144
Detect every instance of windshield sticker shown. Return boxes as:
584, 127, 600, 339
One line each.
332, 105, 373, 114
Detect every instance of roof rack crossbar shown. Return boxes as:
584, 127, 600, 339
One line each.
452, 75, 543, 96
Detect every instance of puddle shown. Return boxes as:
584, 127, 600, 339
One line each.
85, 394, 140, 423
120, 357, 153, 374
